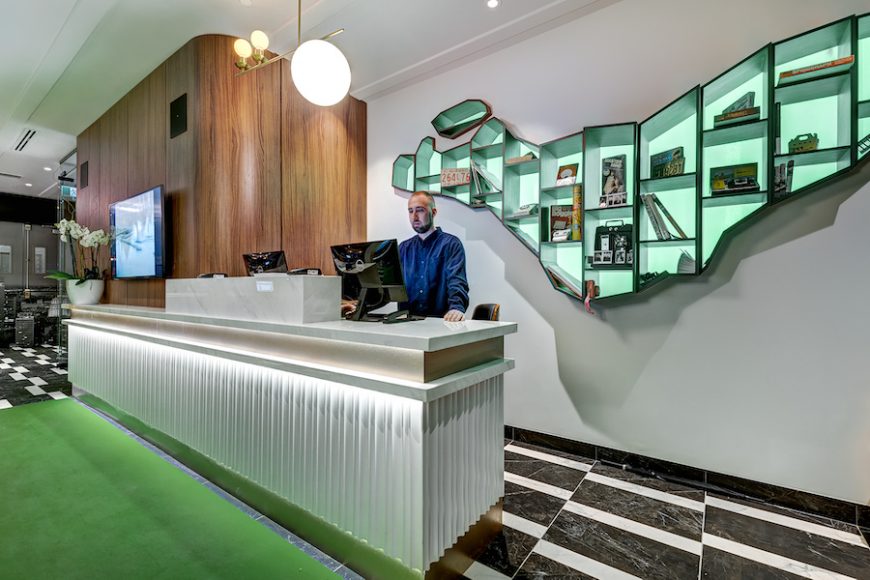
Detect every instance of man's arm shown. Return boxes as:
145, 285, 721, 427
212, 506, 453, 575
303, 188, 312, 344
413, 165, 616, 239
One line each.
444, 238, 469, 320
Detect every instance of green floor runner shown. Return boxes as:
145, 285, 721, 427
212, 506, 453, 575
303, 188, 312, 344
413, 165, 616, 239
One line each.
0, 399, 338, 579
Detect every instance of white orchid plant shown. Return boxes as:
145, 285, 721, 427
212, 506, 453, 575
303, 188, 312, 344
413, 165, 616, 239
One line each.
47, 219, 111, 285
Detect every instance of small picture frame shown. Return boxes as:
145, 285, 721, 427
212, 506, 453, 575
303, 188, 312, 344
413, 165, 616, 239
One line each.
615, 249, 626, 264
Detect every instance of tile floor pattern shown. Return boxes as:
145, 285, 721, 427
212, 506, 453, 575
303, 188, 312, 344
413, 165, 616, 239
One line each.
465, 440, 870, 580
0, 344, 70, 408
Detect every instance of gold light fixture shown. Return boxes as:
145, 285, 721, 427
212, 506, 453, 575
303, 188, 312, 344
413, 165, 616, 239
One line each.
233, 0, 350, 106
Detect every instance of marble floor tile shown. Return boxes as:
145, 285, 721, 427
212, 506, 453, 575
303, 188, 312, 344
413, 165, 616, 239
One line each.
705, 506, 870, 578
544, 509, 700, 580
571, 479, 703, 540
513, 552, 595, 579
590, 462, 706, 502
504, 481, 568, 528
464, 561, 512, 580
505, 450, 587, 491
700, 545, 807, 579
0, 399, 12, 410
707, 493, 861, 536
475, 523, 539, 577
510, 440, 595, 465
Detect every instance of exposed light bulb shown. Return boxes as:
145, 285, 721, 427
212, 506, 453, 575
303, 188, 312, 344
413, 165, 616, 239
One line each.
487, 0, 499, 7
250, 30, 269, 51
233, 38, 253, 58
291, 40, 351, 107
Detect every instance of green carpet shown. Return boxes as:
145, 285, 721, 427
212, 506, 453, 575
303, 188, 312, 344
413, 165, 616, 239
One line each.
0, 399, 339, 579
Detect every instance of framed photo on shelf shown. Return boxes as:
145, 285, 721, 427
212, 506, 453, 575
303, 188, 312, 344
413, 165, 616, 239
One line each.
555, 163, 579, 186
600, 155, 627, 207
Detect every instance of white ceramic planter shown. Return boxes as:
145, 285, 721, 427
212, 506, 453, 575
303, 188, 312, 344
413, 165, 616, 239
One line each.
66, 279, 104, 305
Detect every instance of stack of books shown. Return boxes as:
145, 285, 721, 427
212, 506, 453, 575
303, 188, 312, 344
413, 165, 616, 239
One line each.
777, 55, 854, 86
641, 193, 687, 241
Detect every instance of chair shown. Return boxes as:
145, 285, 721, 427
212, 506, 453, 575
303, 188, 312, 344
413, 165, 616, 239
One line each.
471, 303, 500, 321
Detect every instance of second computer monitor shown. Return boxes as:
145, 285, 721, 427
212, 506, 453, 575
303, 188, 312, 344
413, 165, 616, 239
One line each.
330, 239, 408, 321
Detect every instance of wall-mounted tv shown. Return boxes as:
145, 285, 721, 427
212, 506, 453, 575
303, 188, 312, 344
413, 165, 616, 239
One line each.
109, 185, 165, 279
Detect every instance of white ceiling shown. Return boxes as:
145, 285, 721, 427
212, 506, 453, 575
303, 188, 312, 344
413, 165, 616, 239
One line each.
0, 0, 614, 199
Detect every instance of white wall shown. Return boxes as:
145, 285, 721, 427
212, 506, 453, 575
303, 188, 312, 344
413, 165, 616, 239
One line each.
366, 0, 870, 504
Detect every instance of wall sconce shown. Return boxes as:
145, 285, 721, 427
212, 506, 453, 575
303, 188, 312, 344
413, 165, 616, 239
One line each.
233, 0, 351, 107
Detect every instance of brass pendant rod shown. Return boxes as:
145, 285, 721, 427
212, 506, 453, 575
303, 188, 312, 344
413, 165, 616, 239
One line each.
234, 28, 344, 77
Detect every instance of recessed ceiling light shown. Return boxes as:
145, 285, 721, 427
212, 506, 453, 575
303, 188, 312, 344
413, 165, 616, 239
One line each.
487, 0, 499, 7
43, 166, 52, 171
25, 183, 32, 187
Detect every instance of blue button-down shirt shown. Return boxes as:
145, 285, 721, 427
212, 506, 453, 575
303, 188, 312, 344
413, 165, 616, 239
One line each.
399, 227, 469, 317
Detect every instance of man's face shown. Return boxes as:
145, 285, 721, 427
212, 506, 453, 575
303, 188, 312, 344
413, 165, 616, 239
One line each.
408, 195, 435, 234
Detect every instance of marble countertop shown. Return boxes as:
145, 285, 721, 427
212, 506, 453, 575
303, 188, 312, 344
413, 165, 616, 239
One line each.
69, 304, 517, 352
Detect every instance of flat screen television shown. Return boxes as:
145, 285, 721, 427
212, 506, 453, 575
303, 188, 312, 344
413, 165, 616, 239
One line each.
109, 185, 165, 279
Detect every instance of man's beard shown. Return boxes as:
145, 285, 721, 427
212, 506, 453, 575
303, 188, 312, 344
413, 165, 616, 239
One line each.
413, 215, 433, 234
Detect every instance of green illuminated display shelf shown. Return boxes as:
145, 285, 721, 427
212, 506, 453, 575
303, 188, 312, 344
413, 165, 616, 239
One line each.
392, 14, 870, 307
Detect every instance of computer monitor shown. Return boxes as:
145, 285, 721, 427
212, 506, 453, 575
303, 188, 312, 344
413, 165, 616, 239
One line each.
243, 251, 288, 275
330, 239, 412, 322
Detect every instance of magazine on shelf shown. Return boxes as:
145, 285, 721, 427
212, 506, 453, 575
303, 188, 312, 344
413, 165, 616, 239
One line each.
777, 55, 854, 86
549, 204, 573, 241
600, 155, 627, 207
555, 163, 579, 186
710, 163, 760, 195
650, 147, 685, 179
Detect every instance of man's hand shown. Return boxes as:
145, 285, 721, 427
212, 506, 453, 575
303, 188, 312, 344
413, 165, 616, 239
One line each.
341, 299, 358, 317
443, 309, 465, 322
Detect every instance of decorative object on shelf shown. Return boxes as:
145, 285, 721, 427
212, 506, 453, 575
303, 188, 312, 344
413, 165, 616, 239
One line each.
441, 167, 471, 187
650, 147, 685, 179
593, 220, 633, 266
505, 203, 539, 220
472, 160, 502, 192
777, 55, 854, 86
232, 0, 350, 107
555, 163, 579, 186
788, 133, 819, 154
506, 152, 537, 165
549, 205, 573, 241
710, 163, 760, 195
773, 160, 795, 199
47, 219, 110, 306
722, 91, 755, 114
431, 100, 492, 139
600, 155, 627, 207
571, 184, 583, 241
584, 279, 598, 313
713, 106, 761, 128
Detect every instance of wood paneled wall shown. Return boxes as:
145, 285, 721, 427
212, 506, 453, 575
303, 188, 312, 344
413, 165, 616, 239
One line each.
76, 35, 366, 307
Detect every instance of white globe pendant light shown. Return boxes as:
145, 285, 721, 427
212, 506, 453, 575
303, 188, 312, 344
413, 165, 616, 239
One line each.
291, 39, 351, 107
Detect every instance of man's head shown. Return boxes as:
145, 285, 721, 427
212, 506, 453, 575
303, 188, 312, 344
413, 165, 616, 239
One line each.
408, 191, 437, 234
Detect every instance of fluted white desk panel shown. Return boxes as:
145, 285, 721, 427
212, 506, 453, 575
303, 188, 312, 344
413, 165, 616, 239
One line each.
67, 308, 512, 575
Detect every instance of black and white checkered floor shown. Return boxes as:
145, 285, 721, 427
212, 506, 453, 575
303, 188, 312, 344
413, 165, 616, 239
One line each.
466, 439, 870, 579
0, 344, 71, 409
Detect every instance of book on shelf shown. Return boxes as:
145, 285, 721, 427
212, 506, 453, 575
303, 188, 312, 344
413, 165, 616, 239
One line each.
710, 162, 760, 195
506, 152, 537, 165
440, 167, 471, 187
713, 106, 760, 128
641, 193, 687, 241
777, 55, 854, 86
549, 204, 573, 242
722, 91, 755, 115
555, 163, 579, 186
600, 155, 627, 208
571, 184, 582, 241
772, 159, 795, 200
471, 160, 502, 194
650, 147, 685, 179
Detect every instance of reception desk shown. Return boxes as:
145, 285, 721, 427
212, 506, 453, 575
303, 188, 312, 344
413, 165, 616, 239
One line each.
65, 281, 516, 579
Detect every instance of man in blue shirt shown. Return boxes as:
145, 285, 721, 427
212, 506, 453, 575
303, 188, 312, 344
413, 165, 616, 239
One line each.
400, 191, 469, 321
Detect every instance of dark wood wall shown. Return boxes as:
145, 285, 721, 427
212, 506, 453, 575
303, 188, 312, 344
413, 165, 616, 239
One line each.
76, 34, 367, 307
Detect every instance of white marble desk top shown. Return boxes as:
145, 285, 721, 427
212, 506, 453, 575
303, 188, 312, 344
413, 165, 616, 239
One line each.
69, 304, 517, 352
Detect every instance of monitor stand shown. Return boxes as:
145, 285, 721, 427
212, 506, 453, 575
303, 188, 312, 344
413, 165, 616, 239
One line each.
349, 288, 424, 323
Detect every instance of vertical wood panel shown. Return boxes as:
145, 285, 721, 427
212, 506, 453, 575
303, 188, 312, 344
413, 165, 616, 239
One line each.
282, 68, 367, 274
100, 99, 128, 305
166, 40, 197, 280
195, 35, 282, 277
